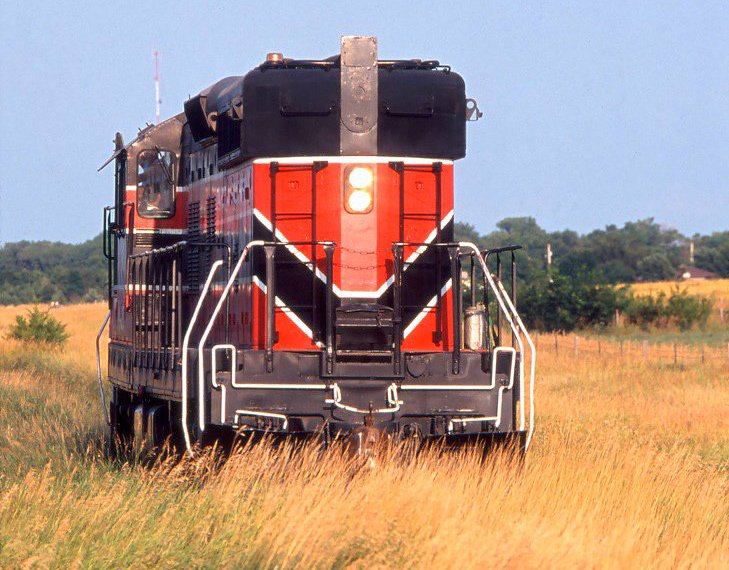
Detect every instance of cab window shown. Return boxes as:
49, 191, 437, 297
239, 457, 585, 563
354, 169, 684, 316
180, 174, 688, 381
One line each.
137, 149, 176, 218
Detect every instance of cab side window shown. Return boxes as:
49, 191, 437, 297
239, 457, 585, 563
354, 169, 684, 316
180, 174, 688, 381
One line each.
137, 149, 176, 218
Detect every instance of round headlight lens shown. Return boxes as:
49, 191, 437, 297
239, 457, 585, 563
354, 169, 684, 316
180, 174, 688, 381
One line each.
348, 166, 374, 189
347, 189, 373, 212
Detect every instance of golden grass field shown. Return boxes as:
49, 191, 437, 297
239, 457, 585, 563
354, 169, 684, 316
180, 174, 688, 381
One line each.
0, 303, 727, 568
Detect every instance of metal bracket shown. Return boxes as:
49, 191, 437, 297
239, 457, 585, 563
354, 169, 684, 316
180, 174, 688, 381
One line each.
340, 35, 378, 154
325, 383, 403, 414
465, 98, 483, 121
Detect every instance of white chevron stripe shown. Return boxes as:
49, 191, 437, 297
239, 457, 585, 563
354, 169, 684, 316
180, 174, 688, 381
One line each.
252, 207, 454, 299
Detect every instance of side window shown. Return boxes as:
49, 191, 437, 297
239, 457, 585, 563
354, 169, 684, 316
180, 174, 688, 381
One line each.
137, 149, 176, 218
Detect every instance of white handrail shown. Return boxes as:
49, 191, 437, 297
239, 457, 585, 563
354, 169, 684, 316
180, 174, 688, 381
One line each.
95, 310, 111, 426
197, 240, 264, 432
181, 259, 225, 455
458, 242, 536, 450
449, 346, 517, 430
458, 242, 525, 371
494, 278, 537, 450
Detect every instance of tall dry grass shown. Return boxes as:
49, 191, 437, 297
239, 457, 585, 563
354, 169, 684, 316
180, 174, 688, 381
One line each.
0, 303, 727, 568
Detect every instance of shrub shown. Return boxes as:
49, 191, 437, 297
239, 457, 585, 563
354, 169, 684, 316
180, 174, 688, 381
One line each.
666, 288, 713, 331
624, 292, 667, 330
578, 284, 629, 328
6, 307, 69, 347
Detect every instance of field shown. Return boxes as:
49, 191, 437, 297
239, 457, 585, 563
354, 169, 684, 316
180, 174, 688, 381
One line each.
0, 303, 728, 568
627, 278, 729, 301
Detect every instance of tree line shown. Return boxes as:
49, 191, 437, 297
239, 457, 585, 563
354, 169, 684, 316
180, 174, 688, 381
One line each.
0, 235, 106, 305
455, 217, 727, 332
0, 218, 726, 332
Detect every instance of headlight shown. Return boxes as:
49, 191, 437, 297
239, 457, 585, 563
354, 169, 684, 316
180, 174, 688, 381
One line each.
348, 166, 374, 189
344, 165, 374, 213
347, 189, 373, 212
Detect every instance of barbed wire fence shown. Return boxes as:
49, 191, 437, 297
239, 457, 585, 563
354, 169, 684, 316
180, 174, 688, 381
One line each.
533, 333, 729, 366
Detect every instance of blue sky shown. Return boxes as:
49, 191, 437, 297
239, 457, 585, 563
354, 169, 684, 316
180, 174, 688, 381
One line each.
0, 1, 727, 244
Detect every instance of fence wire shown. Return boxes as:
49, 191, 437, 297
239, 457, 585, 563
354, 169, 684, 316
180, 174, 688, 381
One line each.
533, 333, 729, 366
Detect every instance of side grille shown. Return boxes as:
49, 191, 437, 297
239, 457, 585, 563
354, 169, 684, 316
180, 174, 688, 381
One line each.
205, 196, 216, 272
187, 201, 201, 289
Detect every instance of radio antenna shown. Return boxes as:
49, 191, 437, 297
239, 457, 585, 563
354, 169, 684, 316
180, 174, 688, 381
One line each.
154, 50, 161, 124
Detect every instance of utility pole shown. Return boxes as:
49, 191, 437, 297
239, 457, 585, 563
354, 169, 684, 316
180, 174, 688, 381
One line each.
154, 50, 161, 124
546, 242, 553, 282
689, 240, 695, 265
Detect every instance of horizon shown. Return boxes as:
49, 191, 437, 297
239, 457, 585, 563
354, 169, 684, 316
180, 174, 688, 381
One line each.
0, 214, 723, 248
1, 1, 727, 244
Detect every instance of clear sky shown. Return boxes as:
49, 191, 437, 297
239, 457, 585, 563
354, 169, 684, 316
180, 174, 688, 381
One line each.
0, 1, 727, 244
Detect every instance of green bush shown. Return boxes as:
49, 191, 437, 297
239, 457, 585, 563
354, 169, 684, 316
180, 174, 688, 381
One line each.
666, 288, 713, 331
624, 292, 667, 330
521, 275, 714, 333
6, 307, 69, 347
520, 272, 629, 332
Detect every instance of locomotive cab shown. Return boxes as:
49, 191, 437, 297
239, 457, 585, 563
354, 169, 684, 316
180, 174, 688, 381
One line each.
99, 36, 535, 454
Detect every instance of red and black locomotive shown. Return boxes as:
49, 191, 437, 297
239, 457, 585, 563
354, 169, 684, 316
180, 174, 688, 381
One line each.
99, 37, 535, 453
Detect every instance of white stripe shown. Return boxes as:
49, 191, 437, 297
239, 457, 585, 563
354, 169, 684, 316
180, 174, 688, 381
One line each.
403, 278, 453, 339
252, 156, 454, 166
125, 284, 180, 293
252, 275, 315, 340
129, 228, 187, 235
253, 209, 331, 286
253, 207, 454, 299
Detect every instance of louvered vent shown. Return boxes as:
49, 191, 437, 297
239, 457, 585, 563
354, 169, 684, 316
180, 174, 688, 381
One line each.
187, 201, 201, 289
205, 196, 217, 272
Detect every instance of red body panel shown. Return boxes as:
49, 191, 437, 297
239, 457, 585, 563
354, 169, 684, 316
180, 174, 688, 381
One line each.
111, 158, 455, 353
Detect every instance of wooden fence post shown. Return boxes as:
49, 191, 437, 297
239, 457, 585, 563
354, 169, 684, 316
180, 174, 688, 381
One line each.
574, 335, 579, 358
598, 337, 601, 355
554, 332, 558, 356
701, 344, 705, 364
673, 338, 677, 366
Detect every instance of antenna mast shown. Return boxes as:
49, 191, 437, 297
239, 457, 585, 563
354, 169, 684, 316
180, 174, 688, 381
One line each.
154, 50, 161, 124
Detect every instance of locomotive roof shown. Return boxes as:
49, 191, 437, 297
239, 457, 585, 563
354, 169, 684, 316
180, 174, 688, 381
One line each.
107, 37, 472, 167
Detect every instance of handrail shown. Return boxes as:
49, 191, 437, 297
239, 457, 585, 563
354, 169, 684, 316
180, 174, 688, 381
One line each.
95, 310, 111, 426
195, 240, 336, 434
129, 240, 230, 259
196, 241, 265, 432
448, 346, 516, 430
180, 259, 225, 455
388, 239, 534, 446
493, 277, 537, 450
459, 242, 536, 450
483, 244, 523, 258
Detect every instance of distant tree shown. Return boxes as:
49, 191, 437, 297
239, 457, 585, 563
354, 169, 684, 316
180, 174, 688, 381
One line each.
693, 231, 729, 277
0, 234, 106, 305
637, 253, 675, 281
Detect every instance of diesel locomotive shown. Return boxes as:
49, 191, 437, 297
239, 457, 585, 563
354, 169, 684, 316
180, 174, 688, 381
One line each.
98, 36, 535, 454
